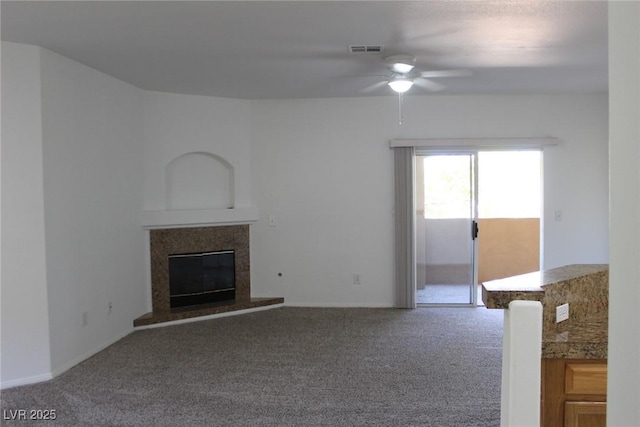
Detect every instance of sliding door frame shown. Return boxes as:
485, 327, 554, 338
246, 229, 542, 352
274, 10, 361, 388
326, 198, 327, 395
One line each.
415, 149, 479, 306
391, 137, 558, 309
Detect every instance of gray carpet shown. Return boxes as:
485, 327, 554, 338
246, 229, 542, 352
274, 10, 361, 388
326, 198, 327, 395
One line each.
1, 307, 503, 426
416, 285, 484, 305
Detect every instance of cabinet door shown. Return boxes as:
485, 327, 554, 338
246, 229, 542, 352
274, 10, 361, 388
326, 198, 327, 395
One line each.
564, 402, 606, 427
565, 363, 608, 395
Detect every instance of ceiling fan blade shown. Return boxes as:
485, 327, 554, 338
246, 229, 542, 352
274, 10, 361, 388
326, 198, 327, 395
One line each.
414, 77, 445, 92
361, 80, 389, 93
419, 69, 472, 78
335, 74, 389, 80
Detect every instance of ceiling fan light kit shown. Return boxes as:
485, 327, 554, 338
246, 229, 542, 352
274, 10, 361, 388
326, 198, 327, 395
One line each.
388, 78, 413, 93
386, 56, 417, 93
357, 54, 472, 123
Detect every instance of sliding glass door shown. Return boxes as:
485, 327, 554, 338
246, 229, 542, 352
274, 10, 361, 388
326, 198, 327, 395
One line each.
415, 152, 478, 305
393, 140, 549, 309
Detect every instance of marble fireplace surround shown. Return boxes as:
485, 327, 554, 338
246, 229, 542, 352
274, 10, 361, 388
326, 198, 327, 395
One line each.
134, 224, 283, 327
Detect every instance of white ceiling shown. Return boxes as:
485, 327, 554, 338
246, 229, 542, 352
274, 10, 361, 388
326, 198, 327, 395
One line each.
1, 1, 608, 99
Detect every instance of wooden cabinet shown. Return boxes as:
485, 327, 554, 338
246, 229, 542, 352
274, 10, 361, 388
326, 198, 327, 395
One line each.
564, 402, 607, 427
541, 359, 607, 427
565, 363, 607, 395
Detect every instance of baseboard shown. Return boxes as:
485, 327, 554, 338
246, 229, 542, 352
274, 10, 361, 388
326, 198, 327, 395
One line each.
283, 302, 393, 308
1, 372, 53, 390
1, 327, 135, 390
134, 303, 285, 330
49, 328, 133, 380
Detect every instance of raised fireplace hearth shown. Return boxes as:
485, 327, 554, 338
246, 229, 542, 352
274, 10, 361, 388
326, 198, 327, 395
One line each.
134, 224, 283, 327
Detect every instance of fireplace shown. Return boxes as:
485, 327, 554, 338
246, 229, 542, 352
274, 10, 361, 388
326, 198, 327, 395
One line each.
149, 225, 250, 312
134, 224, 284, 327
169, 250, 236, 308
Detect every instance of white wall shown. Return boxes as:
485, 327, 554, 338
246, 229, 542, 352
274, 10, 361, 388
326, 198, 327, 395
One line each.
250, 94, 609, 306
0, 42, 612, 388
540, 97, 609, 268
1, 43, 52, 387
39, 49, 146, 375
142, 91, 252, 211
250, 98, 397, 306
608, 2, 640, 423
424, 219, 471, 265
2, 50, 257, 386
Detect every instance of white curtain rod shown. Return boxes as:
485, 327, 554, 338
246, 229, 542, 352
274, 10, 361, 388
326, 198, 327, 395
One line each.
389, 137, 560, 149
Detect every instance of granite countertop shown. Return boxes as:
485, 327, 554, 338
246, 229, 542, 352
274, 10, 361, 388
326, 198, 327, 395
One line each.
542, 311, 608, 359
482, 264, 608, 309
482, 264, 609, 360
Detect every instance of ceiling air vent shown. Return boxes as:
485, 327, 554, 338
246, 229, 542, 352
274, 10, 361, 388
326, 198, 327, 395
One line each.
349, 45, 383, 54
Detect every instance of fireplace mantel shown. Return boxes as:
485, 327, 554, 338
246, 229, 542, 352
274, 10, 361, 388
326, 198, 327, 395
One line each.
142, 207, 259, 229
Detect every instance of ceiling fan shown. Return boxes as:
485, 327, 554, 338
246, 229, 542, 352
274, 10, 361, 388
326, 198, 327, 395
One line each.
363, 54, 470, 124
371, 54, 470, 94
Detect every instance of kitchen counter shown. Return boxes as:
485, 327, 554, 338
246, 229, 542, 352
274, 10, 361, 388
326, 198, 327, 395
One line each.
482, 264, 608, 309
482, 264, 608, 359
542, 311, 608, 359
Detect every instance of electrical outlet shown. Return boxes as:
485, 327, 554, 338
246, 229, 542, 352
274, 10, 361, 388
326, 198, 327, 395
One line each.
108, 301, 113, 315
556, 303, 569, 323
82, 311, 88, 327
353, 274, 361, 285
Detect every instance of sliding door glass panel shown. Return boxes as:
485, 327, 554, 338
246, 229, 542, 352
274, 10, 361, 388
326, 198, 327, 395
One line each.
476, 151, 542, 283
415, 153, 476, 305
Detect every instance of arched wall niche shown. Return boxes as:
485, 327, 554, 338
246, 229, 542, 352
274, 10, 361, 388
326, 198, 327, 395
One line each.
165, 152, 235, 210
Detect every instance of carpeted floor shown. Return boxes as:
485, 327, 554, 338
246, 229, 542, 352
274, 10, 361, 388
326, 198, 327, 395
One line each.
416, 285, 484, 305
1, 307, 503, 426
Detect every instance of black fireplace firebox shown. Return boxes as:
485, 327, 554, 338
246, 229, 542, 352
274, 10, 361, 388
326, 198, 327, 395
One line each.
168, 250, 235, 308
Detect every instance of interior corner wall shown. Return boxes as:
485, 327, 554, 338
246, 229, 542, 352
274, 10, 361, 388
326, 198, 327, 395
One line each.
249, 94, 609, 306
39, 48, 146, 375
608, 1, 640, 423
1, 42, 52, 387
142, 91, 252, 212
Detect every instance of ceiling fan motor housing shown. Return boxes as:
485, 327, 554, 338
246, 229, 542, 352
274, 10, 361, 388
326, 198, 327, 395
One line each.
385, 55, 416, 73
